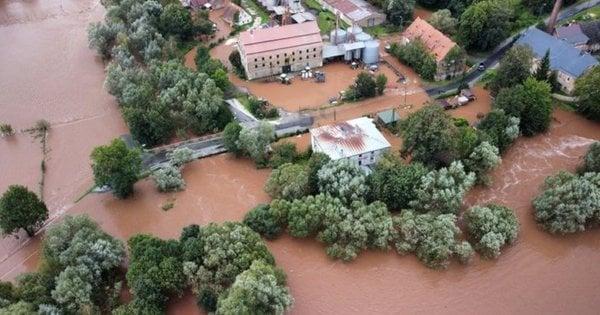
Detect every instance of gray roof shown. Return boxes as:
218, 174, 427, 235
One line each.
516, 28, 598, 77
581, 20, 600, 44
555, 24, 589, 46
376, 109, 400, 124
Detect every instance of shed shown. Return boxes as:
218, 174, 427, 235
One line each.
376, 109, 401, 125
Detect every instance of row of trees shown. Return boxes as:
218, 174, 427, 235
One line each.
88, 0, 232, 147
390, 40, 437, 80
245, 143, 519, 267
533, 142, 600, 234
0, 215, 125, 313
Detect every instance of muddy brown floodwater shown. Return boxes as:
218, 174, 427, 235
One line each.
2, 0, 600, 313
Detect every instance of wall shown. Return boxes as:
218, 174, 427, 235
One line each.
241, 43, 324, 79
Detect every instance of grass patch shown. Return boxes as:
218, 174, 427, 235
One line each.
364, 24, 401, 38
242, 0, 270, 24
560, 5, 600, 24
434, 89, 460, 99
553, 100, 577, 112
304, 0, 348, 33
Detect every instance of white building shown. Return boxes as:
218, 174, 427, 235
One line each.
310, 117, 390, 168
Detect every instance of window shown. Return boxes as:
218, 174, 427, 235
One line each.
254, 58, 257, 62
359, 154, 363, 158
314, 54, 317, 58
262, 63, 265, 67
277, 54, 280, 58
292, 58, 295, 62
255, 65, 257, 68
262, 57, 265, 60
299, 57, 303, 60
358, 160, 362, 166
313, 48, 316, 52
277, 61, 280, 65
306, 49, 309, 53
284, 53, 287, 56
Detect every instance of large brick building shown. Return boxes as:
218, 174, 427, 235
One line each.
238, 22, 324, 80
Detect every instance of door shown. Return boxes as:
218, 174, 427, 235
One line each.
282, 65, 291, 73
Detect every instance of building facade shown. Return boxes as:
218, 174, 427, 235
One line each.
310, 117, 390, 169
238, 22, 324, 80
316, 0, 385, 27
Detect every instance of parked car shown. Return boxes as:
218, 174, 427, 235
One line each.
437, 99, 452, 110
478, 63, 485, 71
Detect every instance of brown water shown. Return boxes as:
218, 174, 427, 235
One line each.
0, 0, 126, 260
2, 1, 600, 313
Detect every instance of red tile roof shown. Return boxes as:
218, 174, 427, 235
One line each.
239, 21, 322, 55
403, 17, 457, 62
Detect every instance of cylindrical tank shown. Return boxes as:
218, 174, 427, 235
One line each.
344, 50, 353, 61
362, 40, 380, 64
346, 26, 363, 41
354, 32, 372, 42
353, 48, 361, 59
329, 29, 347, 44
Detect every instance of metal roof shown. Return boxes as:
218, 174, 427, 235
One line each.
376, 109, 400, 124
310, 117, 391, 160
239, 22, 322, 56
516, 27, 598, 77
323, 44, 346, 58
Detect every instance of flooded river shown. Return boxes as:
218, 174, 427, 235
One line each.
1, 0, 600, 314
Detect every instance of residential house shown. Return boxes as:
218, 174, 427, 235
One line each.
401, 17, 466, 81
310, 117, 391, 169
554, 23, 589, 50
516, 27, 598, 93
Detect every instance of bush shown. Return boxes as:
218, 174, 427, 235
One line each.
280, 194, 341, 238
318, 201, 393, 261
229, 50, 246, 79
181, 222, 275, 311
579, 142, 600, 173
477, 109, 520, 153
153, 164, 185, 192
574, 66, 600, 121
318, 159, 368, 204
489, 45, 533, 95
269, 142, 298, 168
306, 152, 330, 194
368, 155, 428, 211
0, 185, 48, 237
533, 171, 600, 234
264, 163, 310, 200
464, 204, 519, 258
393, 210, 471, 269
464, 141, 501, 185
0, 123, 14, 137
410, 161, 475, 214
215, 260, 292, 314
222, 122, 242, 156
237, 122, 275, 167
167, 147, 194, 167
243, 204, 285, 239
91, 138, 142, 198
159, 3, 194, 39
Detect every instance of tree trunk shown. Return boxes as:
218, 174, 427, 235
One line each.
547, 0, 563, 33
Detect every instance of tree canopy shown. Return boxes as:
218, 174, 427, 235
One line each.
0, 185, 48, 237
457, 0, 514, 51
464, 204, 519, 258
90, 138, 142, 198
489, 45, 533, 95
574, 66, 600, 121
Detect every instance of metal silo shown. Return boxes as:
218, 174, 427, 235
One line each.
354, 32, 372, 42
330, 29, 347, 44
362, 40, 380, 64
346, 26, 363, 41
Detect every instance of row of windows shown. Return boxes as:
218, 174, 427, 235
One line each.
253, 55, 319, 68
253, 48, 319, 62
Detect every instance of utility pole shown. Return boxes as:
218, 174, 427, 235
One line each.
547, 0, 563, 33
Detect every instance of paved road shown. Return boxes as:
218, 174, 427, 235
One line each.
425, 0, 600, 97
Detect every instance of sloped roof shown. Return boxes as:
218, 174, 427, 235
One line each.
310, 117, 391, 160
555, 24, 589, 46
239, 21, 322, 55
402, 17, 457, 62
322, 0, 382, 23
581, 20, 600, 44
516, 27, 598, 77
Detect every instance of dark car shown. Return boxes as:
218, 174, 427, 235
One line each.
478, 63, 486, 71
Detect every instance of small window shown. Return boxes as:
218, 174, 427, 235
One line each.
262, 57, 265, 60
277, 61, 280, 65
255, 65, 257, 68
262, 63, 265, 67
284, 53, 287, 56
269, 56, 272, 59
314, 54, 317, 58
306, 49, 309, 53
277, 54, 280, 58
292, 58, 295, 62
313, 48, 316, 52
358, 160, 362, 166
299, 57, 303, 60
254, 58, 257, 62
292, 52, 295, 55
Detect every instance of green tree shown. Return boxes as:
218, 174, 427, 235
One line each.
494, 78, 552, 136
222, 122, 242, 156
159, 3, 194, 39
574, 66, 600, 121
91, 138, 142, 199
393, 210, 472, 268
265, 163, 310, 200
375, 74, 388, 95
306, 152, 330, 194
215, 260, 292, 314
390, 40, 437, 80
269, 142, 298, 168
399, 103, 456, 167
464, 141, 501, 185
280, 194, 342, 238
237, 122, 275, 167
243, 204, 286, 239
368, 155, 428, 211
318, 159, 368, 204
533, 171, 600, 234
457, 0, 514, 51
464, 204, 518, 258
354, 72, 378, 99
477, 109, 520, 153
229, 50, 246, 78
0, 301, 36, 315
534, 49, 551, 81
153, 164, 185, 192
386, 0, 415, 26
0, 185, 48, 237
489, 45, 533, 95
427, 9, 458, 35
410, 161, 475, 214
580, 142, 600, 173
167, 147, 194, 167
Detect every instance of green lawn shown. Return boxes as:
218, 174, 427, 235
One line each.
363, 24, 402, 38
